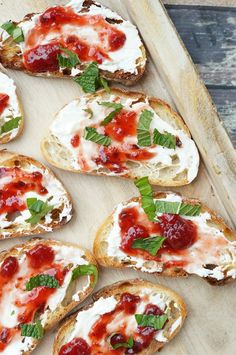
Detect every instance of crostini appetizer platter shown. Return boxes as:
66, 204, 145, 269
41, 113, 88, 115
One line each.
0, 0, 235, 354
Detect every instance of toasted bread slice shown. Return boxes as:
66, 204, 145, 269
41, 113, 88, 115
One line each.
0, 0, 146, 85
0, 71, 23, 143
41, 88, 199, 186
0, 238, 98, 354
53, 279, 186, 355
94, 191, 236, 285
0, 150, 72, 239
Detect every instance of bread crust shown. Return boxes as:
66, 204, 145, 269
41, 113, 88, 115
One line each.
53, 279, 187, 355
93, 191, 236, 285
0, 237, 98, 355
41, 87, 199, 186
0, 149, 73, 239
0, 1, 146, 85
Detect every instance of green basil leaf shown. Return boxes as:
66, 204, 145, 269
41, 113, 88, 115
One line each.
26, 274, 59, 291
0, 116, 21, 134
111, 336, 134, 350
155, 200, 201, 216
74, 62, 100, 93
83, 108, 93, 119
72, 264, 98, 287
99, 77, 110, 93
57, 47, 80, 69
134, 177, 156, 221
84, 127, 111, 146
132, 236, 166, 256
26, 198, 53, 225
21, 320, 44, 339
153, 129, 176, 149
135, 314, 167, 330
1, 21, 24, 43
137, 110, 153, 147
99, 102, 123, 126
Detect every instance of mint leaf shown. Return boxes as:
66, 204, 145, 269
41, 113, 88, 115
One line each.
84, 127, 111, 146
1, 21, 24, 43
72, 264, 98, 287
21, 320, 44, 339
153, 129, 176, 149
155, 200, 201, 216
111, 336, 134, 350
99, 102, 123, 126
135, 314, 167, 330
134, 177, 156, 221
137, 110, 153, 147
99, 77, 110, 93
26, 274, 59, 291
83, 108, 93, 119
0, 116, 21, 134
57, 47, 80, 69
74, 62, 100, 93
26, 198, 53, 225
132, 236, 166, 256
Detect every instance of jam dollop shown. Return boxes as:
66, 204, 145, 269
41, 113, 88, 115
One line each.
59, 337, 91, 355
26, 244, 55, 269
0, 257, 19, 280
0, 93, 9, 115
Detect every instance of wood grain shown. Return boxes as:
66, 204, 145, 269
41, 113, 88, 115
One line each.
0, 1, 235, 355
164, 0, 236, 6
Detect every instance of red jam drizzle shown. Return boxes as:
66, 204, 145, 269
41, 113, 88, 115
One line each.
71, 134, 80, 148
59, 337, 92, 355
0, 244, 67, 351
0, 93, 9, 115
0, 167, 48, 215
119, 206, 198, 268
23, 6, 126, 72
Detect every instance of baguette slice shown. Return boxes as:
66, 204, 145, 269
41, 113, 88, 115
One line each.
0, 238, 98, 354
41, 88, 199, 186
94, 191, 236, 285
0, 150, 72, 239
0, 0, 146, 85
0, 71, 24, 143
53, 279, 186, 355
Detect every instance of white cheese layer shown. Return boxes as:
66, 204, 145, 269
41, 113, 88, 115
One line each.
107, 193, 236, 281
0, 244, 90, 355
0, 72, 21, 140
49, 95, 199, 183
4, 0, 144, 75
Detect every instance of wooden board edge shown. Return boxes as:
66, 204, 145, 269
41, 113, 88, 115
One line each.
164, 0, 236, 7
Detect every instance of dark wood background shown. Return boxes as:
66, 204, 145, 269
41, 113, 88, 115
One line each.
166, 5, 236, 145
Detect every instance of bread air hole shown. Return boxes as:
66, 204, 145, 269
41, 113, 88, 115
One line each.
171, 154, 180, 165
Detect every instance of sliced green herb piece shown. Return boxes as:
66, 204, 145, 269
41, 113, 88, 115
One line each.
84, 127, 111, 146
1, 21, 24, 43
132, 236, 166, 256
57, 47, 80, 69
26, 198, 53, 225
26, 274, 59, 291
153, 129, 176, 149
83, 108, 93, 119
99, 101, 123, 125
135, 314, 168, 330
134, 177, 156, 221
0, 116, 21, 134
155, 200, 201, 216
137, 109, 153, 147
99, 77, 110, 93
111, 336, 134, 350
21, 320, 44, 339
73, 62, 99, 93
72, 264, 98, 287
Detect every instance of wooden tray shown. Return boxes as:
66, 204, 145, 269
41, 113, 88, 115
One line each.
1, 1, 236, 354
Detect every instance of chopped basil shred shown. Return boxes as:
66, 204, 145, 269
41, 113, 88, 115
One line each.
57, 47, 80, 69
26, 274, 59, 291
99, 101, 123, 125
26, 198, 53, 225
0, 116, 21, 134
135, 314, 168, 330
72, 264, 98, 287
111, 336, 134, 350
132, 236, 166, 256
155, 200, 201, 216
21, 320, 44, 339
100, 77, 110, 93
134, 177, 156, 221
153, 129, 176, 149
137, 109, 153, 147
83, 108, 93, 119
84, 127, 111, 146
73, 62, 109, 93
1, 21, 24, 43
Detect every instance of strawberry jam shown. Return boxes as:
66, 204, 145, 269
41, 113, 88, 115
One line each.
59, 337, 91, 355
0, 93, 9, 115
104, 110, 137, 142
0, 327, 17, 351
0, 257, 19, 280
23, 5, 126, 72
71, 134, 80, 148
26, 244, 55, 269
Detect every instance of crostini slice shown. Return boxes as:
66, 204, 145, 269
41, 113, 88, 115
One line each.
41, 88, 199, 186
94, 181, 236, 285
0, 238, 98, 354
0, 0, 146, 86
0, 72, 23, 143
53, 279, 186, 355
0, 150, 72, 239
